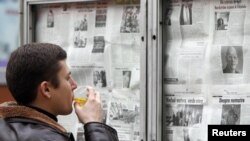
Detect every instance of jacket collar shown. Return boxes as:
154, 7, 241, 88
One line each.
0, 101, 66, 133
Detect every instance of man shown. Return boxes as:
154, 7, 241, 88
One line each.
180, 0, 192, 25
223, 46, 240, 73
0, 43, 119, 141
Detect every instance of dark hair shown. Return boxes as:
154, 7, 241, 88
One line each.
6, 43, 67, 105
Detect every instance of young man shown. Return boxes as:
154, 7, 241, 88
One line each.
0, 43, 119, 141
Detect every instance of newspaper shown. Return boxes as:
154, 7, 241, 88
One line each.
34, 1, 141, 141
106, 89, 140, 141
163, 0, 250, 86
163, 95, 207, 141
162, 1, 250, 141
32, 0, 250, 141
74, 88, 140, 141
208, 95, 250, 125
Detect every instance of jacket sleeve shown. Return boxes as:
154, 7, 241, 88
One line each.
84, 122, 119, 141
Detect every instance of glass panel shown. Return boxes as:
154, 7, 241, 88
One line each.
163, 0, 249, 141
33, 1, 141, 141
162, 0, 209, 141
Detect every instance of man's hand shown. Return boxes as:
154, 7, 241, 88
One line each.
74, 87, 103, 124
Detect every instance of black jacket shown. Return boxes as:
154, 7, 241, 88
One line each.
0, 102, 119, 141
0, 119, 17, 141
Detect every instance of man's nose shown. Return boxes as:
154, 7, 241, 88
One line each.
71, 78, 78, 90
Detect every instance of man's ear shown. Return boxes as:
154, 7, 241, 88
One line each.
39, 81, 51, 99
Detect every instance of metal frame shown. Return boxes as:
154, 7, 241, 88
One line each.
157, 0, 163, 140
147, 0, 159, 141
140, 0, 148, 141
147, 0, 162, 141
22, 0, 99, 45
22, 1, 148, 141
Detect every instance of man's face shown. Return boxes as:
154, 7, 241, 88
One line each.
226, 47, 238, 70
50, 60, 77, 115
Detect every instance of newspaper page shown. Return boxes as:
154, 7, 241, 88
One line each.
69, 2, 109, 66
35, 4, 72, 49
106, 89, 140, 141
0, 0, 19, 83
208, 0, 248, 85
163, 95, 208, 141
208, 95, 250, 125
163, 1, 250, 141
163, 0, 210, 86
213, 0, 246, 44
108, 4, 141, 89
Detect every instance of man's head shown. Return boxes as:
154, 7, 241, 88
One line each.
225, 46, 238, 72
6, 43, 77, 115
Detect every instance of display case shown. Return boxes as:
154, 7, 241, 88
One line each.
161, 0, 250, 141
21, 0, 246, 141
22, 0, 147, 141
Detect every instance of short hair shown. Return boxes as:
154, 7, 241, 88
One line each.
6, 43, 67, 105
